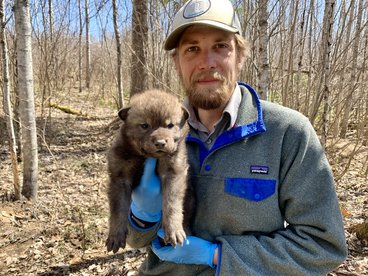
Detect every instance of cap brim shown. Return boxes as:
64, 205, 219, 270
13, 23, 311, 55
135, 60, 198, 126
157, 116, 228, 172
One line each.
164, 20, 239, 51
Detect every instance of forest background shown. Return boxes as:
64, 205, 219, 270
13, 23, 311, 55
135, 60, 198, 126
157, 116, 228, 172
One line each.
0, 0, 367, 275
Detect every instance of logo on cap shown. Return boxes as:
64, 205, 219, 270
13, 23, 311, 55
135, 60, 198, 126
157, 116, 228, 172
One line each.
183, 0, 211, 19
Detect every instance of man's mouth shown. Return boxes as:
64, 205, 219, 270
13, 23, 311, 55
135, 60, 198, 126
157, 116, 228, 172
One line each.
194, 71, 224, 86
197, 78, 219, 83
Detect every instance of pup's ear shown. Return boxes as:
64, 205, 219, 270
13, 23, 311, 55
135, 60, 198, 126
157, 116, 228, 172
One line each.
118, 107, 130, 121
182, 106, 189, 121
180, 106, 189, 126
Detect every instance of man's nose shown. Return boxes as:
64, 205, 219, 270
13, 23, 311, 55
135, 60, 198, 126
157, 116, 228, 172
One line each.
198, 50, 216, 70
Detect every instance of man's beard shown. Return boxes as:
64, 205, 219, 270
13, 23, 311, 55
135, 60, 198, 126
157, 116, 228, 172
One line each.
182, 71, 234, 110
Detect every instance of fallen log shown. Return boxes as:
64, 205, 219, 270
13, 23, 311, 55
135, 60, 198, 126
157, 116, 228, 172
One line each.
49, 102, 88, 117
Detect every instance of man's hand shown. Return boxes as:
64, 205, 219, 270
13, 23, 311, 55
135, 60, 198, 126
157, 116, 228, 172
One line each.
152, 229, 218, 268
131, 158, 162, 222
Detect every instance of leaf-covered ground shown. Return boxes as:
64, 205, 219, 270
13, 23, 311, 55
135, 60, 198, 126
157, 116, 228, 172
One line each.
0, 108, 367, 276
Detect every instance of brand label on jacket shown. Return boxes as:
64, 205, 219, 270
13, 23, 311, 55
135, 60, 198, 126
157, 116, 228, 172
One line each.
250, 165, 269, 174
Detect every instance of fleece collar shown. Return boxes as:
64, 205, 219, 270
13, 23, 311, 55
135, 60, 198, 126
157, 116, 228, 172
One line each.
186, 82, 266, 166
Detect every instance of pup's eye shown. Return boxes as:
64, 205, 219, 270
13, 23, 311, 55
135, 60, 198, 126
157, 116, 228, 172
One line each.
140, 123, 149, 129
167, 123, 174, 129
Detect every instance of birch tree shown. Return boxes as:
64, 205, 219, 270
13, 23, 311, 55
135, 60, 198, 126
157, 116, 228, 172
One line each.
1, 0, 20, 199
14, 0, 38, 200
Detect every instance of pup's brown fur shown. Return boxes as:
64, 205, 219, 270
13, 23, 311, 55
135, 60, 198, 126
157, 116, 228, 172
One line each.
106, 89, 191, 253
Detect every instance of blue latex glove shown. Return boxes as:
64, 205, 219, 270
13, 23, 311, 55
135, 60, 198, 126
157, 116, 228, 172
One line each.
131, 158, 162, 222
152, 229, 218, 268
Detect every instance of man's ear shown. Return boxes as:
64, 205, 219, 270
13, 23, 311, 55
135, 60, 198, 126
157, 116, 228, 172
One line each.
236, 56, 246, 73
172, 53, 182, 76
118, 107, 130, 121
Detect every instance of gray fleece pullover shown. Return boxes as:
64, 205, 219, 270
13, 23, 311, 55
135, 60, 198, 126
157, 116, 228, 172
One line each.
126, 83, 347, 275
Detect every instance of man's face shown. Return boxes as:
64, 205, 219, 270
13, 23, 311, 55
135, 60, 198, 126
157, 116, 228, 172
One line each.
173, 25, 244, 110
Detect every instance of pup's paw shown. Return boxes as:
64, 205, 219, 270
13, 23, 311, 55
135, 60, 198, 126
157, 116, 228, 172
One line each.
164, 228, 187, 247
106, 228, 127, 253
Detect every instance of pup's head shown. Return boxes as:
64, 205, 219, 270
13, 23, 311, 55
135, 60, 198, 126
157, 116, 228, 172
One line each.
118, 90, 189, 158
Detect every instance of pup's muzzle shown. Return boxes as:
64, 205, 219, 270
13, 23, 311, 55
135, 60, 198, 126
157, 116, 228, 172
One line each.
154, 139, 167, 149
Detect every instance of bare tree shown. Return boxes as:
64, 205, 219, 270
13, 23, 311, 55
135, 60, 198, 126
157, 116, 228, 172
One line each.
1, 0, 20, 199
38, 0, 54, 122
309, 0, 335, 128
282, 0, 299, 107
302, 0, 316, 116
130, 0, 148, 95
294, 0, 308, 111
361, 28, 368, 146
85, 0, 90, 90
257, 0, 269, 100
339, 0, 365, 138
331, 0, 355, 137
78, 0, 83, 93
112, 0, 124, 108
14, 0, 38, 200
320, 0, 336, 145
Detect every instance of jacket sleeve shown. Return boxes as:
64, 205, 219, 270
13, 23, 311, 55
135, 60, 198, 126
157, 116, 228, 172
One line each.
125, 213, 161, 249
215, 117, 347, 275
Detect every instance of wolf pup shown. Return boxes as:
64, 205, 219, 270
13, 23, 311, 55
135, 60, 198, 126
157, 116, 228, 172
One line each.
106, 89, 191, 253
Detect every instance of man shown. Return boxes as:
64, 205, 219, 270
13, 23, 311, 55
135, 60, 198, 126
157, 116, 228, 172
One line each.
125, 0, 348, 275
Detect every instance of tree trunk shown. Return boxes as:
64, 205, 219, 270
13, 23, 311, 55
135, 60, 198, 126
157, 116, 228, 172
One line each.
332, 0, 354, 137
283, 0, 299, 108
39, 0, 54, 132
309, 0, 335, 128
303, 0, 315, 116
278, 2, 286, 104
130, 0, 148, 96
112, 0, 124, 108
320, 0, 336, 145
14, 0, 38, 200
361, 29, 368, 146
85, 0, 90, 90
339, 0, 364, 138
78, 0, 83, 93
363, 97, 368, 146
294, 0, 307, 111
257, 0, 269, 100
1, 0, 21, 199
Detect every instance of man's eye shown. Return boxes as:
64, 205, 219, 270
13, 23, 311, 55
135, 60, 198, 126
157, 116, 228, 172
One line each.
140, 123, 149, 129
186, 46, 199, 53
215, 43, 228, 49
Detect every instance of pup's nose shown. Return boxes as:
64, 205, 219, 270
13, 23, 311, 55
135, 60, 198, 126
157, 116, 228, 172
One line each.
154, 139, 166, 149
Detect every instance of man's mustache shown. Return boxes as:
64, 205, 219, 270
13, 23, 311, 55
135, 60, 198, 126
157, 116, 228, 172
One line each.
192, 71, 226, 82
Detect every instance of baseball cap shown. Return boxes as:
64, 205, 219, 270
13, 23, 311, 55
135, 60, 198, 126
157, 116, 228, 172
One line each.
164, 0, 242, 50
